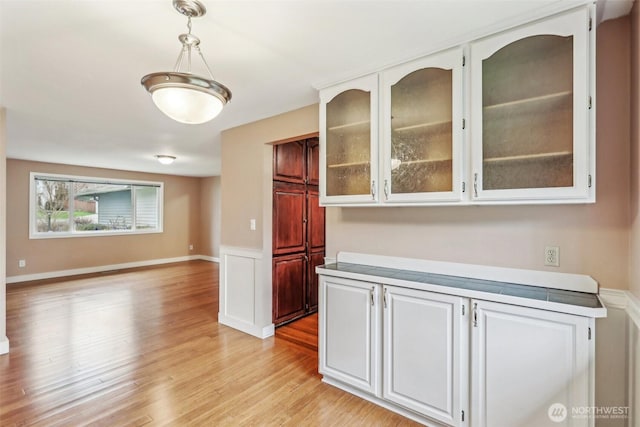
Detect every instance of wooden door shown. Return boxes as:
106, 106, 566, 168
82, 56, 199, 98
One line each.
272, 253, 307, 325
307, 137, 320, 186
273, 182, 306, 256
307, 188, 325, 253
307, 252, 324, 312
273, 139, 306, 184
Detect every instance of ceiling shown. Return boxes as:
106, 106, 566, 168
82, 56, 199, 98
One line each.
0, 0, 631, 177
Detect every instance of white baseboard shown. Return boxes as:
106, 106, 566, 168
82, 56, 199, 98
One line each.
218, 313, 274, 339
0, 336, 9, 355
6, 255, 219, 284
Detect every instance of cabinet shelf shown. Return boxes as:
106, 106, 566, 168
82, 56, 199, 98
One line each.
327, 161, 369, 169
395, 158, 451, 167
483, 150, 571, 164
327, 120, 370, 132
484, 90, 571, 111
393, 119, 452, 133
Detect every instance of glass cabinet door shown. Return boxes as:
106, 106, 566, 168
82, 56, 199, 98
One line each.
471, 7, 592, 202
320, 74, 378, 204
382, 48, 463, 203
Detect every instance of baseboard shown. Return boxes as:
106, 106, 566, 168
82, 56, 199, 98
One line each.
218, 313, 274, 339
5, 255, 219, 284
0, 336, 9, 355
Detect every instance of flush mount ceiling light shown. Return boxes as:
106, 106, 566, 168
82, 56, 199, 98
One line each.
141, 0, 231, 124
156, 155, 177, 165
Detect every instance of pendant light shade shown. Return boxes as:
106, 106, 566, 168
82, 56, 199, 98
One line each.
141, 0, 231, 124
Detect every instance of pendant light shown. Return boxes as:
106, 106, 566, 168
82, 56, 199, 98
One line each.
141, 0, 231, 124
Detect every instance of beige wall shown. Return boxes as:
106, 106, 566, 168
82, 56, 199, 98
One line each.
220, 104, 319, 249
630, 1, 640, 299
0, 108, 7, 348
200, 176, 221, 258
6, 159, 202, 277
325, 18, 632, 291
218, 20, 632, 291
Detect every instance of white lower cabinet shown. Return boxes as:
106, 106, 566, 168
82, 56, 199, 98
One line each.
383, 286, 468, 426
319, 276, 381, 396
471, 300, 592, 427
319, 275, 596, 427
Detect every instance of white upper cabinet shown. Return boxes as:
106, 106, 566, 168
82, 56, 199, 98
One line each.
381, 48, 465, 203
320, 74, 379, 205
470, 7, 594, 203
318, 5, 594, 207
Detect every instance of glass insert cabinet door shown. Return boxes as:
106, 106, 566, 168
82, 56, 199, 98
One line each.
320, 74, 379, 205
381, 48, 464, 203
470, 7, 592, 202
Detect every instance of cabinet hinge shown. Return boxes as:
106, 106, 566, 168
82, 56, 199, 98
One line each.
462, 118, 466, 130
588, 96, 592, 110
462, 410, 465, 422
462, 55, 466, 67
305, 303, 309, 310
462, 182, 466, 193
588, 174, 592, 188
462, 305, 465, 316
588, 327, 592, 340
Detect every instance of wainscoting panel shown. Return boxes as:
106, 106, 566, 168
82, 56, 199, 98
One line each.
598, 289, 640, 427
218, 246, 274, 339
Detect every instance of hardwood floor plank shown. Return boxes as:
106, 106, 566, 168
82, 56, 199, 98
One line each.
1, 260, 418, 426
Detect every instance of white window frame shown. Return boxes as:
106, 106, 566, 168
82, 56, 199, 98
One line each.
29, 172, 164, 239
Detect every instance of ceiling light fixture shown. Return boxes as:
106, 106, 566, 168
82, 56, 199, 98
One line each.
156, 155, 177, 165
141, 0, 231, 124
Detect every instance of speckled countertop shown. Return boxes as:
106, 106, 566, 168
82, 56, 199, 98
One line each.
317, 262, 606, 318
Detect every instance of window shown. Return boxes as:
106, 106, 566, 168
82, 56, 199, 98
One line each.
30, 172, 163, 238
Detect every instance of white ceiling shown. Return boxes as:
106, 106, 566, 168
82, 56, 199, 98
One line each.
0, 0, 631, 177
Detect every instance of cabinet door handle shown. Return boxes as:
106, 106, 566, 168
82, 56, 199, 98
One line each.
383, 288, 388, 309
370, 287, 375, 306
473, 173, 478, 198
383, 179, 389, 200
472, 302, 478, 327
371, 180, 376, 199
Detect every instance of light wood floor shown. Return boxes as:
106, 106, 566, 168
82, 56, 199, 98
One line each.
1, 260, 418, 426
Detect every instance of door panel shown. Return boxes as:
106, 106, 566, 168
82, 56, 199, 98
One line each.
272, 253, 307, 325
273, 140, 306, 184
273, 182, 306, 255
307, 137, 320, 186
307, 189, 325, 252
307, 252, 324, 312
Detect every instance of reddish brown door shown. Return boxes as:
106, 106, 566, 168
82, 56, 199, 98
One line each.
272, 136, 324, 325
273, 182, 306, 256
307, 252, 324, 312
307, 188, 325, 253
272, 253, 307, 325
273, 140, 306, 184
306, 137, 320, 186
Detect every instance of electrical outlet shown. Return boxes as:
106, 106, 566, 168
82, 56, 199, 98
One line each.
250, 219, 256, 231
189, 244, 194, 251
18, 259, 26, 268
544, 246, 560, 267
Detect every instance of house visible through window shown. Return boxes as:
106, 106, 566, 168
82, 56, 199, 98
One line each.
30, 173, 163, 238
